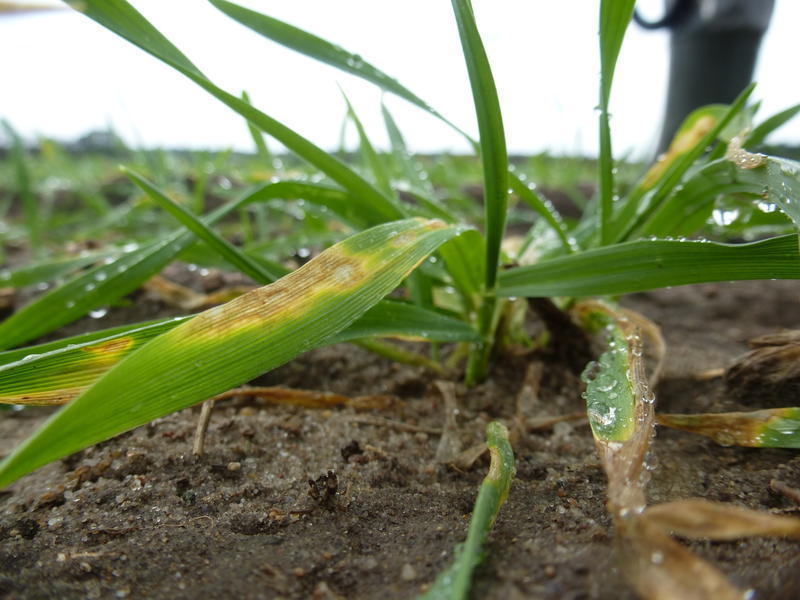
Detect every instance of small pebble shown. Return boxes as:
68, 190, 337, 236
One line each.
227, 462, 241, 471
401, 563, 417, 581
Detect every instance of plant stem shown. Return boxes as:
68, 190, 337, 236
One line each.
465, 292, 497, 386
354, 338, 445, 375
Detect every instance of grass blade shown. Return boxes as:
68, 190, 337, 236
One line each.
123, 167, 278, 283
0, 250, 116, 288
0, 317, 191, 405
241, 90, 272, 163
437, 229, 486, 314
381, 100, 435, 196
614, 85, 756, 241
637, 154, 800, 237
450, 0, 507, 289
748, 102, 800, 147
207, 0, 473, 146
1, 120, 40, 254
0, 181, 362, 350
333, 300, 479, 344
498, 234, 800, 298
66, 0, 401, 225
597, 0, 635, 245
341, 92, 396, 199
657, 408, 800, 449
0, 218, 461, 486
0, 317, 187, 366
420, 421, 515, 600
508, 171, 575, 253
0, 299, 477, 407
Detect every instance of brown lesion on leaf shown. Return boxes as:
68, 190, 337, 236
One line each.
82, 336, 136, 358
642, 114, 717, 189
656, 410, 771, 447
0, 386, 86, 406
175, 249, 367, 341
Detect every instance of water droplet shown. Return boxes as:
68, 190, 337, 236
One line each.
89, 308, 108, 319
711, 208, 739, 226
650, 551, 664, 564
94, 271, 108, 282
85, 283, 96, 292
122, 242, 139, 253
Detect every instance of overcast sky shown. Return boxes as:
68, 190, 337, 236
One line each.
1, 1, 798, 157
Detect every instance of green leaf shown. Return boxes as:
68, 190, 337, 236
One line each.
123, 167, 279, 283
0, 317, 187, 366
437, 229, 486, 313
420, 421, 515, 600
341, 92, 396, 199
597, 0, 635, 245
381, 100, 435, 196
333, 300, 479, 344
498, 234, 800, 298
0, 250, 116, 288
0, 299, 476, 407
614, 85, 756, 242
638, 155, 800, 238
208, 0, 473, 146
241, 90, 272, 163
450, 0, 507, 289
581, 317, 636, 441
508, 171, 575, 253
1, 120, 39, 253
0, 317, 191, 405
65, 0, 401, 225
0, 181, 362, 350
0, 218, 461, 487
748, 103, 800, 148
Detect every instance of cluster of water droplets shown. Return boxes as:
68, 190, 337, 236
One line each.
581, 325, 631, 436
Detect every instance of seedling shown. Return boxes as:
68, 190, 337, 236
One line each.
1, 1, 800, 597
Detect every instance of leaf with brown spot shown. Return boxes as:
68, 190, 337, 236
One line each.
0, 218, 462, 487
657, 408, 800, 448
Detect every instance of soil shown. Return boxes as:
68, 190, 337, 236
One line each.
1, 279, 800, 599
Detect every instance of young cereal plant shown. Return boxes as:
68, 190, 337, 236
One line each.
1, 1, 800, 598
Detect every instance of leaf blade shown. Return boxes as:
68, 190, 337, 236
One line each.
498, 235, 800, 298
0, 218, 460, 487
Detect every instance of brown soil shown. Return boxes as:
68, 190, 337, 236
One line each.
1, 280, 800, 599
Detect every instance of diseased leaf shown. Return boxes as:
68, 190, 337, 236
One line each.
657, 408, 800, 449
615, 516, 745, 600
0, 298, 477, 407
0, 181, 358, 350
642, 499, 800, 540
0, 218, 461, 486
